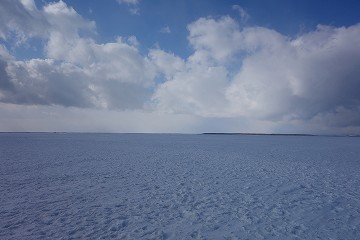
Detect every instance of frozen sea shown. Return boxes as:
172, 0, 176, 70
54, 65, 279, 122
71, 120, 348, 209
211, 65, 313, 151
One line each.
1, 133, 360, 239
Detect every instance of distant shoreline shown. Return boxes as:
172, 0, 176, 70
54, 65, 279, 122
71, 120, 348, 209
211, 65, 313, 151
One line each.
202, 133, 315, 136
202, 133, 360, 137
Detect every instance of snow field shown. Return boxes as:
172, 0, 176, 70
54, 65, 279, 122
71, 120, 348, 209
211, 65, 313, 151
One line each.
1, 133, 360, 239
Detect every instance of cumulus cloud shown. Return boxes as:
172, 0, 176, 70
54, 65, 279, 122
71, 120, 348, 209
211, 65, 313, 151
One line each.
1, 58, 93, 107
187, 16, 243, 64
149, 49, 185, 79
226, 24, 360, 125
153, 17, 360, 131
152, 64, 228, 116
0, 0, 49, 44
0, 0, 155, 110
1, 0, 360, 133
0, 45, 155, 109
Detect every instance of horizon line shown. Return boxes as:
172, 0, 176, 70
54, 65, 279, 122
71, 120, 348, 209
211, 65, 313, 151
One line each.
0, 131, 359, 137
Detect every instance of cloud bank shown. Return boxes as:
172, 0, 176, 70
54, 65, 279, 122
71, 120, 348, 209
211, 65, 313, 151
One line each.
0, 0, 154, 109
1, 0, 360, 133
152, 17, 360, 131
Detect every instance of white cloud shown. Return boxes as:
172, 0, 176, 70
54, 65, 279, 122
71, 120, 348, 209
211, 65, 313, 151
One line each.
43, 1, 96, 32
232, 5, 250, 23
42, 1, 96, 62
19, 0, 36, 11
116, 0, 140, 15
0, 0, 155, 110
0, 0, 48, 44
0, 103, 201, 133
152, 65, 229, 117
152, 17, 360, 132
187, 16, 243, 64
0, 44, 13, 60
117, 0, 139, 5
1, 0, 360, 133
2, 58, 94, 107
0, 44, 156, 109
149, 49, 185, 79
160, 26, 171, 34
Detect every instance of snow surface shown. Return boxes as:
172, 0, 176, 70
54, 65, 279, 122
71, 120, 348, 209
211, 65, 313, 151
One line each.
1, 133, 360, 239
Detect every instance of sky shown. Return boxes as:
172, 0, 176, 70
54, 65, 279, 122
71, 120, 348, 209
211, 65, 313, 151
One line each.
1, 0, 360, 134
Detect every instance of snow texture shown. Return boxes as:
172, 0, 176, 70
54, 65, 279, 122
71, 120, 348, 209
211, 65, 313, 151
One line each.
1, 133, 360, 239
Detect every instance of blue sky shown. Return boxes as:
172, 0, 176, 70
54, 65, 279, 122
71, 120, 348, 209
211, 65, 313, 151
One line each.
1, 0, 360, 133
13, 0, 360, 58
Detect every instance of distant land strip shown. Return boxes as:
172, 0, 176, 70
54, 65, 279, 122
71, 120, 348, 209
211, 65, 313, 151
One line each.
202, 133, 360, 137
202, 133, 316, 136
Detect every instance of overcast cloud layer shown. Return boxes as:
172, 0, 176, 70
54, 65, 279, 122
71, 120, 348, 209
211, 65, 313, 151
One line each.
1, 0, 360, 133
